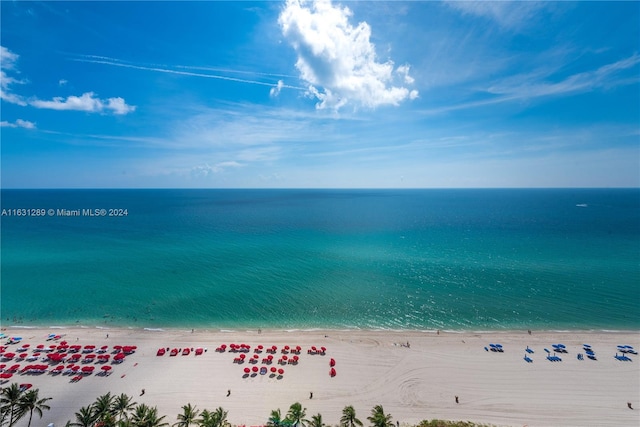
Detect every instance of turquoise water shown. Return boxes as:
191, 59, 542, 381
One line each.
1, 189, 638, 330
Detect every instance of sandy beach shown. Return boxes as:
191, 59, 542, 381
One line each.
1, 327, 638, 427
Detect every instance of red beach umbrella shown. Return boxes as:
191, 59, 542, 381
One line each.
282, 355, 288, 361
243, 367, 250, 374
239, 354, 246, 359
257, 345, 263, 350
53, 365, 64, 371
36, 345, 45, 350
252, 366, 258, 373
252, 354, 259, 359
270, 367, 277, 373
0, 373, 13, 379
101, 366, 112, 372
60, 341, 68, 346
330, 358, 335, 367
267, 355, 273, 360
277, 368, 284, 375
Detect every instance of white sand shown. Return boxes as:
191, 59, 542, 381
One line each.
2, 327, 638, 427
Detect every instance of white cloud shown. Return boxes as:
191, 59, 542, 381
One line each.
191, 161, 243, 177
105, 97, 136, 115
0, 46, 135, 115
29, 92, 136, 115
1, 46, 28, 106
1, 46, 18, 69
278, 0, 417, 110
445, 1, 550, 31
270, 79, 284, 97
396, 64, 414, 84
0, 119, 36, 129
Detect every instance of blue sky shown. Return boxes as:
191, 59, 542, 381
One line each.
1, 0, 639, 188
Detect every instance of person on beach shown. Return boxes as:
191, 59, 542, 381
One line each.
455, 395, 459, 404
140, 389, 145, 396
628, 402, 633, 409
227, 390, 231, 397
309, 392, 313, 399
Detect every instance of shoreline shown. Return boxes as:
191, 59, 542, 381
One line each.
4, 324, 640, 334
2, 327, 638, 427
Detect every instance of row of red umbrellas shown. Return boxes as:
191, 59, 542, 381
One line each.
242, 366, 285, 375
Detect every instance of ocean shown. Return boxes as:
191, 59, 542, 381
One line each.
1, 189, 638, 331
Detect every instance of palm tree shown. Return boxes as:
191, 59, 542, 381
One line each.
211, 407, 229, 427
285, 403, 307, 427
174, 404, 199, 427
198, 407, 228, 427
266, 409, 283, 427
308, 414, 325, 427
1, 383, 24, 427
366, 406, 393, 427
197, 409, 214, 427
93, 393, 115, 424
113, 394, 137, 423
70, 406, 95, 427
340, 406, 363, 427
130, 404, 168, 427
17, 389, 52, 427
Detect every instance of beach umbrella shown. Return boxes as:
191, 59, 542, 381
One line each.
3, 353, 15, 359
267, 355, 273, 360
239, 354, 246, 359
257, 345, 263, 351
0, 364, 5, 370
252, 354, 259, 359
101, 366, 112, 372
0, 373, 13, 379
278, 368, 284, 375
252, 366, 258, 373
60, 341, 67, 346
282, 355, 288, 361
270, 367, 277, 373
330, 358, 335, 367
53, 365, 64, 371
71, 366, 80, 371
